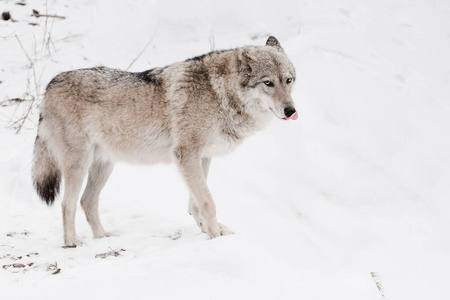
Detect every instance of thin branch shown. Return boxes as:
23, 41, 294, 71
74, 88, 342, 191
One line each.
47, 12, 58, 56
40, 0, 49, 59
371, 272, 387, 299
126, 30, 157, 71
13, 35, 39, 133
16, 94, 36, 133
209, 28, 215, 52
32, 9, 65, 20
15, 35, 33, 65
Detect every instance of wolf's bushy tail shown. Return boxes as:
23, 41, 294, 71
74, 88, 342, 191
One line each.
32, 136, 61, 205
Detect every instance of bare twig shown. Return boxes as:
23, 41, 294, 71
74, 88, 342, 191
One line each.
14, 35, 39, 133
47, 262, 61, 274
126, 30, 157, 71
371, 272, 387, 299
168, 229, 183, 240
209, 28, 215, 52
95, 247, 126, 259
39, 1, 49, 59
14, 87, 36, 134
0, 98, 28, 107
32, 9, 65, 20
39, 0, 58, 59
5, 3, 65, 133
47, 13, 58, 56
15, 35, 33, 64
4, 101, 22, 129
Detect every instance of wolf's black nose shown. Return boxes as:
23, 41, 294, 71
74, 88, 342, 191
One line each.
284, 107, 296, 118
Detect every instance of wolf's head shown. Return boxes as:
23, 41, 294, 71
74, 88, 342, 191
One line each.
238, 36, 297, 120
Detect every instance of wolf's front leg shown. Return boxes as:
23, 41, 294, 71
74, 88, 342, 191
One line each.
175, 148, 232, 238
188, 157, 210, 233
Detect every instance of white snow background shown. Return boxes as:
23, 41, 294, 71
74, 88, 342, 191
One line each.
1, 0, 450, 299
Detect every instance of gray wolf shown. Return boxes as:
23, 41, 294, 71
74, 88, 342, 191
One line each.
32, 36, 297, 247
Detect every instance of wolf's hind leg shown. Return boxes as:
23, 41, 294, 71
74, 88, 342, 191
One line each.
61, 155, 91, 247
80, 160, 114, 238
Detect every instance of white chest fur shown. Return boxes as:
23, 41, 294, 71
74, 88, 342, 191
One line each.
203, 107, 273, 157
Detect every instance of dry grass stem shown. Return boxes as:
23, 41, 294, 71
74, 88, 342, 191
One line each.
126, 30, 157, 71
371, 272, 387, 299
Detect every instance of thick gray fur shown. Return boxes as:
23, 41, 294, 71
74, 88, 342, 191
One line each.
32, 36, 297, 247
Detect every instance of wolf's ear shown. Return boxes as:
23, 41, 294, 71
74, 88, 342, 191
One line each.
238, 47, 257, 73
266, 36, 282, 49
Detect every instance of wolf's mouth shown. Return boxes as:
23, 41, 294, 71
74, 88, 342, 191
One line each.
270, 108, 298, 120
269, 108, 285, 120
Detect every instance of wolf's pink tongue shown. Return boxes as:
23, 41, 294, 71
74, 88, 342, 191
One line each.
291, 111, 298, 120
286, 111, 298, 120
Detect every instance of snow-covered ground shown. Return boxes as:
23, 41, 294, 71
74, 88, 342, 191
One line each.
1, 0, 450, 299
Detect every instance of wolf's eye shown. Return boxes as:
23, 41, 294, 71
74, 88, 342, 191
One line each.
264, 81, 274, 87
286, 78, 293, 84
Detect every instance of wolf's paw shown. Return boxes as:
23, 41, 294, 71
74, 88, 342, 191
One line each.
206, 222, 234, 239
94, 231, 117, 239
218, 223, 234, 236
63, 238, 83, 248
